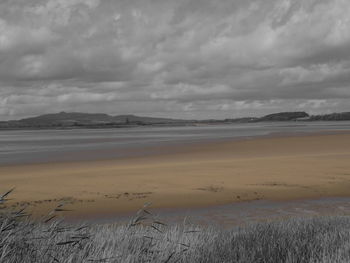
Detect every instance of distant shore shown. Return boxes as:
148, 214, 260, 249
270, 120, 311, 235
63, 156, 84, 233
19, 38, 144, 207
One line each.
1, 111, 349, 130
1, 131, 350, 219
1, 120, 350, 132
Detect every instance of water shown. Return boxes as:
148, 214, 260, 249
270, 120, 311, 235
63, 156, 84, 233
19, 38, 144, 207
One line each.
69, 197, 350, 227
0, 121, 350, 165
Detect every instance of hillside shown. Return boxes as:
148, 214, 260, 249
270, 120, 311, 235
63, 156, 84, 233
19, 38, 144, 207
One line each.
0, 112, 189, 128
111, 114, 188, 124
20, 112, 113, 124
309, 112, 350, 121
257, 112, 309, 121
1, 111, 349, 129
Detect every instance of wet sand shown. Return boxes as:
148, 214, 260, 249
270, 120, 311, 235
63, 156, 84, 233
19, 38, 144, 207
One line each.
72, 197, 350, 227
1, 132, 350, 219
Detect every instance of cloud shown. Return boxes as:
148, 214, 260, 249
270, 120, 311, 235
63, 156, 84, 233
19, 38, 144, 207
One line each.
0, 0, 349, 120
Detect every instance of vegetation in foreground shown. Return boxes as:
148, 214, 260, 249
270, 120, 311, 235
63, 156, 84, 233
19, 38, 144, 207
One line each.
1, 190, 350, 262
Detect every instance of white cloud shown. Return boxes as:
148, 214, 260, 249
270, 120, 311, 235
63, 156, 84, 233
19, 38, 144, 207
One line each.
0, 0, 349, 120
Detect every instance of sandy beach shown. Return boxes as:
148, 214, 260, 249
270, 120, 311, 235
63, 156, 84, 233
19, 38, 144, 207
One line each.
1, 132, 350, 218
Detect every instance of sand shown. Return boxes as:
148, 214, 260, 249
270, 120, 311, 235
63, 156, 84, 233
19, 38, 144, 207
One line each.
1, 132, 350, 218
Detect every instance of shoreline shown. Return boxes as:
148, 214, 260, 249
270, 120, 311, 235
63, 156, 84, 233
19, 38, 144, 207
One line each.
1, 119, 350, 132
67, 196, 350, 226
1, 128, 350, 167
1, 131, 350, 219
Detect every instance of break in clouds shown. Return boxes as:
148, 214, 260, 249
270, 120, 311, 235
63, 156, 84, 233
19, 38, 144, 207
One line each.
0, 0, 350, 120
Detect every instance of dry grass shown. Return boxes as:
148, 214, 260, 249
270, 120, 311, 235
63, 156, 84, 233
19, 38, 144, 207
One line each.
2, 190, 350, 262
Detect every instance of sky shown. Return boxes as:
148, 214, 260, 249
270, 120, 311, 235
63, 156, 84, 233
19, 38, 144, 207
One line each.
0, 0, 349, 120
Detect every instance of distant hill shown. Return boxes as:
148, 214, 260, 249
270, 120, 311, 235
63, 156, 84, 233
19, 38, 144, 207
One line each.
20, 112, 113, 125
0, 111, 349, 129
0, 112, 190, 129
19, 112, 186, 124
309, 112, 350, 121
258, 112, 309, 122
111, 114, 188, 124
224, 117, 259, 123
223, 112, 309, 123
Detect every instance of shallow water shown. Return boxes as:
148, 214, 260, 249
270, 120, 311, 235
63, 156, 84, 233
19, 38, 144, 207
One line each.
0, 121, 350, 165
70, 197, 350, 227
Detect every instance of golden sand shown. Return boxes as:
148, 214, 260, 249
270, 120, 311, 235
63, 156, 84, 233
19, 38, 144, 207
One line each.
1, 132, 350, 218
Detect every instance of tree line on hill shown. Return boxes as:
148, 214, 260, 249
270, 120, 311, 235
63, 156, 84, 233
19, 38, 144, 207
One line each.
0, 111, 349, 129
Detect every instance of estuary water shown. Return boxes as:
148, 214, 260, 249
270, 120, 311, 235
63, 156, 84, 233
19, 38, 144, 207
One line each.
0, 121, 350, 165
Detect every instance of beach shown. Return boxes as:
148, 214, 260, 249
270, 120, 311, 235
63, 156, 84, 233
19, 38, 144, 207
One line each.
1, 131, 350, 219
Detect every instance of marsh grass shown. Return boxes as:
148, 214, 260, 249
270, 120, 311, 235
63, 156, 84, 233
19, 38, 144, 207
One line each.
1, 190, 350, 262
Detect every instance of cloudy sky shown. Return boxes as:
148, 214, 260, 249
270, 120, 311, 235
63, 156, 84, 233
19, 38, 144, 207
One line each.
0, 0, 349, 120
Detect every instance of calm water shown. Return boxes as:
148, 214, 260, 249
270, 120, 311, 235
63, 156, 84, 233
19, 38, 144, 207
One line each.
68, 197, 350, 226
0, 121, 350, 165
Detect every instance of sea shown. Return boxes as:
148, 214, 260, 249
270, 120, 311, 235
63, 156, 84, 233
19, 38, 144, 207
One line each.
0, 121, 350, 165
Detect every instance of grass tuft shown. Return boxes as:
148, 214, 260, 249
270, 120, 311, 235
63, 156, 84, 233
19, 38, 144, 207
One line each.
2, 190, 350, 262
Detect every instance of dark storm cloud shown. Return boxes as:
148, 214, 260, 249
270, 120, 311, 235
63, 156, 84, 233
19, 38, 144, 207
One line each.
0, 0, 349, 120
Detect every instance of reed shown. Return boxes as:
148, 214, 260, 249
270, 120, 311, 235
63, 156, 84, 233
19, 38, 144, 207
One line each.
1, 190, 350, 262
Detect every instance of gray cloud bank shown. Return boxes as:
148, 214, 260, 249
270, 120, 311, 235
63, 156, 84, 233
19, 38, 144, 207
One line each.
0, 0, 349, 120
